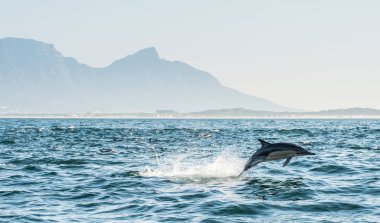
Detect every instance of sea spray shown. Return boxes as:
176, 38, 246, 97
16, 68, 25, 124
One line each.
140, 148, 245, 178
147, 143, 161, 166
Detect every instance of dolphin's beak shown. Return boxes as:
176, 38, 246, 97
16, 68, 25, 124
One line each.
307, 152, 315, 155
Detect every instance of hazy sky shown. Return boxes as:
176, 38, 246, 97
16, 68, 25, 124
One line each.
1, 0, 379, 110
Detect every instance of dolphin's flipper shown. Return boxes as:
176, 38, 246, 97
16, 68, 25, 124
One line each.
283, 157, 292, 167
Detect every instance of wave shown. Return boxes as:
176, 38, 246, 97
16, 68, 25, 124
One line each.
310, 164, 356, 174
8, 157, 88, 166
274, 129, 313, 135
0, 138, 16, 144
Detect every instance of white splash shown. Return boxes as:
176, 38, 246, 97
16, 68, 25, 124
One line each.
140, 149, 245, 178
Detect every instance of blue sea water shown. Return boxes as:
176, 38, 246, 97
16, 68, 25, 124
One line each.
0, 119, 379, 222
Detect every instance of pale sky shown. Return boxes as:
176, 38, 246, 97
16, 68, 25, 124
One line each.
1, 0, 379, 111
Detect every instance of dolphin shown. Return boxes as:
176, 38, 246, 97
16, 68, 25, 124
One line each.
238, 139, 315, 177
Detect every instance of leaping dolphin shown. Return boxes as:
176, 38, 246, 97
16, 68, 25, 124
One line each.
238, 139, 315, 177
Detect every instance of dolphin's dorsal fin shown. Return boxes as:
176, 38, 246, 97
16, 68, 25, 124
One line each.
258, 139, 271, 147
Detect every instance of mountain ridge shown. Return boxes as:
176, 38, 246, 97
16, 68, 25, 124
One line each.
1, 107, 379, 118
190, 107, 380, 117
0, 37, 292, 113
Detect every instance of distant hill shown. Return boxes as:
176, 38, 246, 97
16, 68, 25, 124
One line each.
0, 37, 291, 113
1, 107, 379, 118
313, 108, 380, 116
190, 107, 380, 117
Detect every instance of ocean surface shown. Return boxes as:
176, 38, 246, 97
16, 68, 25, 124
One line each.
0, 119, 379, 222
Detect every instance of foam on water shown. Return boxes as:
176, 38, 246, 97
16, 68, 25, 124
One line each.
140, 149, 246, 178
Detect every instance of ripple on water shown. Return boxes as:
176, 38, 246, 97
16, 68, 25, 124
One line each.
212, 203, 268, 216
289, 201, 368, 212
0, 138, 16, 144
310, 164, 357, 175
8, 157, 89, 166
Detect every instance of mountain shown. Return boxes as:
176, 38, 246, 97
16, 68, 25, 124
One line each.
314, 108, 380, 116
0, 37, 291, 113
189, 107, 380, 117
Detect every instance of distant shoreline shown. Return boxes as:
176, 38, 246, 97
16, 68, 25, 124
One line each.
2, 107, 380, 119
1, 114, 380, 119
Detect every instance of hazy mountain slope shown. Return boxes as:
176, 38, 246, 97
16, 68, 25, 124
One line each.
0, 37, 290, 113
0, 38, 97, 112
190, 107, 380, 117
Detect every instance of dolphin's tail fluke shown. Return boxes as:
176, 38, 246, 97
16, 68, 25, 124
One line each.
237, 171, 245, 177
238, 158, 263, 177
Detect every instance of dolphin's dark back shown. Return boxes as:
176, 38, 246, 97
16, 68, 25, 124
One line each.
254, 142, 303, 156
